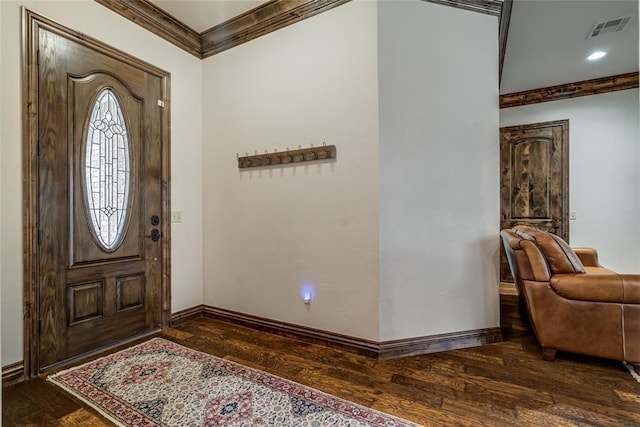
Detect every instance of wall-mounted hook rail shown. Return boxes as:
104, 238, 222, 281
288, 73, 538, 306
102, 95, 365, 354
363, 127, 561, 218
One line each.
237, 144, 337, 169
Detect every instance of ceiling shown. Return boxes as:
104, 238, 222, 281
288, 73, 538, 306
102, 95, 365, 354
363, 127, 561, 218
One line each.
149, 0, 267, 32
501, 0, 639, 94
147, 0, 639, 94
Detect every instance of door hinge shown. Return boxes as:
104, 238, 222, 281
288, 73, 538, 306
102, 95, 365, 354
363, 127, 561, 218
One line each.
37, 50, 40, 66
157, 100, 165, 108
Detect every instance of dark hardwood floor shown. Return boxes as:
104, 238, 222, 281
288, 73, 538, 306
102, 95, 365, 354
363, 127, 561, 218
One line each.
3, 315, 639, 426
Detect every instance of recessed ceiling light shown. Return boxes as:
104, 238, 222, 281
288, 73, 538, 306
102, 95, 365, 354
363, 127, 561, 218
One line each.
587, 51, 607, 61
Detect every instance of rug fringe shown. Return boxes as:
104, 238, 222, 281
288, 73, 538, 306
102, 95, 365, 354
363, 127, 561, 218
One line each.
47, 337, 165, 381
623, 362, 640, 384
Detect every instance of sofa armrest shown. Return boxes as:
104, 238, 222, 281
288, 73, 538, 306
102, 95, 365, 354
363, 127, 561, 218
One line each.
550, 273, 640, 303
572, 247, 600, 267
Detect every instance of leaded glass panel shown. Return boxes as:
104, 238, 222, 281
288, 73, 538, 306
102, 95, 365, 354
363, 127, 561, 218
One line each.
85, 89, 131, 250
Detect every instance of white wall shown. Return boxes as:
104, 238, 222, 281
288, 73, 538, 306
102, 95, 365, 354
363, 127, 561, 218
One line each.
201, 1, 380, 340
501, 89, 640, 273
201, 0, 501, 343
0, 0, 203, 365
378, 1, 500, 340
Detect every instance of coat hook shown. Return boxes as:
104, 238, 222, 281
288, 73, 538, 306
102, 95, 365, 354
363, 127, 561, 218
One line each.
239, 144, 334, 168
271, 149, 280, 164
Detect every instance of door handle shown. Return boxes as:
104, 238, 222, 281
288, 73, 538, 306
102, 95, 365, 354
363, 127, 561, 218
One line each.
146, 228, 161, 242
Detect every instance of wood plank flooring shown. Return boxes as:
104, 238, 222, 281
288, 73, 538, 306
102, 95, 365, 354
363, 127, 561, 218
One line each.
3, 316, 639, 426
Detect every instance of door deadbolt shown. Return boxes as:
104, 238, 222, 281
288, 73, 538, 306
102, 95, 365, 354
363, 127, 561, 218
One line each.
151, 215, 160, 226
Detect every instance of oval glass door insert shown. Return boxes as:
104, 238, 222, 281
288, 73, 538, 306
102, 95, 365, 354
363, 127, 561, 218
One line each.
85, 88, 131, 251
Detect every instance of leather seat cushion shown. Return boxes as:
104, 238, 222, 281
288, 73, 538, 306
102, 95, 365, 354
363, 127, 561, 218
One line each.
584, 266, 615, 275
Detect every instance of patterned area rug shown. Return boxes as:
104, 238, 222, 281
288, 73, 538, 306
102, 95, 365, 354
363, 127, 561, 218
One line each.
624, 362, 640, 384
48, 338, 419, 426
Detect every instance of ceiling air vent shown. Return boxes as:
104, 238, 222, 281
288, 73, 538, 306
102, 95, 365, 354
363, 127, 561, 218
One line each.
588, 16, 632, 38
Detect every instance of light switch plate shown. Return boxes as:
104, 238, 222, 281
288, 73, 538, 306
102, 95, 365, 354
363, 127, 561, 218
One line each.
569, 211, 577, 220
171, 211, 182, 223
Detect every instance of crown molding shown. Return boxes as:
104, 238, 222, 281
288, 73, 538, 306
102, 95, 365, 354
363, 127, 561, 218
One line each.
96, 0, 505, 59
424, 0, 503, 17
500, 72, 640, 109
94, 0, 351, 59
498, 0, 512, 86
94, 0, 202, 57
200, 0, 351, 58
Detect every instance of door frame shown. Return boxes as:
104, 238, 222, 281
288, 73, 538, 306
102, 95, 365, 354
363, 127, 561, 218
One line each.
22, 9, 171, 378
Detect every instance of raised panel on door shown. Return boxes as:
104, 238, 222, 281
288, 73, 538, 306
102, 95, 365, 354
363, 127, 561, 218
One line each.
67, 281, 104, 326
117, 275, 146, 312
511, 138, 552, 219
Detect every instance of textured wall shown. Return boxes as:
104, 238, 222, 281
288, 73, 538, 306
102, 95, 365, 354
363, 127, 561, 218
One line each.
201, 1, 380, 340
378, 0, 500, 340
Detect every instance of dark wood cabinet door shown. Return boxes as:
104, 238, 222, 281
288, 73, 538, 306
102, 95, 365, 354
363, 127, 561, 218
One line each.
500, 120, 569, 282
37, 26, 164, 370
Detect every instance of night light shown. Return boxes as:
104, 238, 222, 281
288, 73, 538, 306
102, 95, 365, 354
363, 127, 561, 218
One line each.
301, 284, 314, 305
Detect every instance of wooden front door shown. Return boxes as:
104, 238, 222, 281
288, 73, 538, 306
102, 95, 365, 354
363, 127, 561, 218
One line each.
26, 12, 170, 373
500, 120, 569, 282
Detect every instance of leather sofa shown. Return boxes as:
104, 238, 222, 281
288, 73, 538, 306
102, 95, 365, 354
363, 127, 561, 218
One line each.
500, 225, 640, 362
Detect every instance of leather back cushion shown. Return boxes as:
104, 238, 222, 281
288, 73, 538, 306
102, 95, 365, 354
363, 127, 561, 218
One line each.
513, 225, 586, 274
